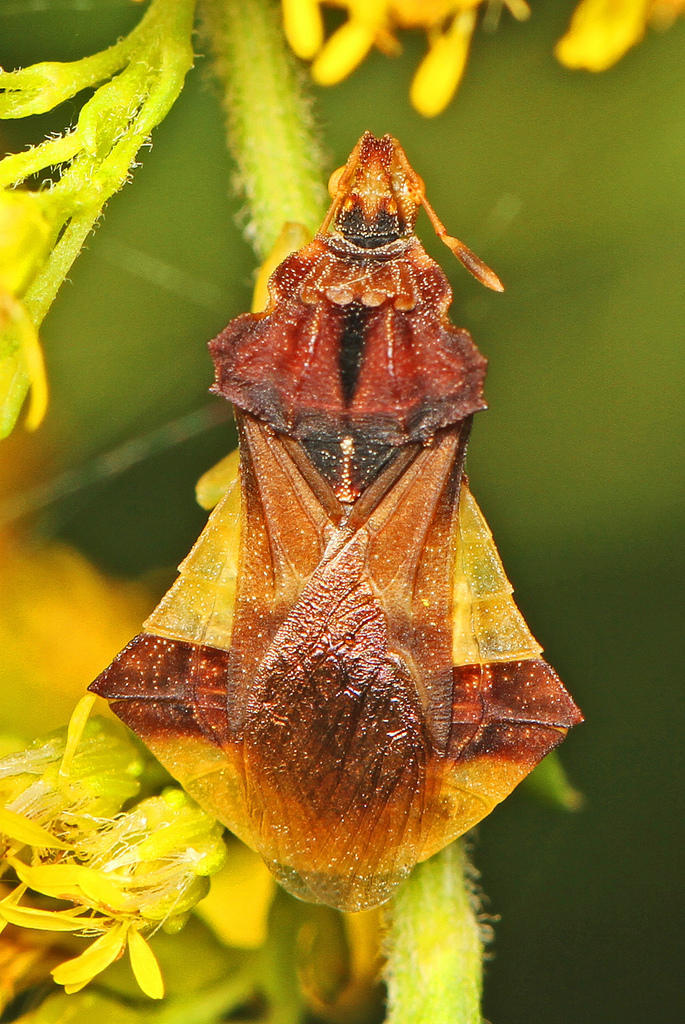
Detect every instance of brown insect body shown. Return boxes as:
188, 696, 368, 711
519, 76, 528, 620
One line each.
91, 133, 582, 912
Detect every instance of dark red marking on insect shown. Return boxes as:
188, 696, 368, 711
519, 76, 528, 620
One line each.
448, 660, 583, 761
94, 633, 231, 747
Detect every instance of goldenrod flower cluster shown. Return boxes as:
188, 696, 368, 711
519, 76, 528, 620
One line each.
282, 0, 531, 117
283, 0, 684, 115
0, 696, 227, 1000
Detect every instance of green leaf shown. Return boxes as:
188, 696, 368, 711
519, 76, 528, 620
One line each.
521, 750, 583, 811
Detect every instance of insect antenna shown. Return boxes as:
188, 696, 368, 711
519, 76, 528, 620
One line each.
420, 192, 505, 292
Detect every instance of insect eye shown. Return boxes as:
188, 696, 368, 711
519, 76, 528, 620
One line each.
328, 165, 345, 197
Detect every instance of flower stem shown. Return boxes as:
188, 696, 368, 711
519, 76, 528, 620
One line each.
0, 0, 197, 437
384, 842, 484, 1024
199, 0, 328, 258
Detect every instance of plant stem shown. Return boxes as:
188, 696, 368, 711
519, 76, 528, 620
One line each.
23, 0, 197, 328
199, 0, 328, 258
384, 842, 484, 1024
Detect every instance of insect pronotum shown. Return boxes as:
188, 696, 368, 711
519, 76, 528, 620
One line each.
91, 133, 582, 913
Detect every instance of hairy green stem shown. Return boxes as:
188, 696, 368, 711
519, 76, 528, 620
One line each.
199, 0, 327, 258
385, 842, 484, 1024
0, 0, 197, 437
0, 0, 187, 122
22, 0, 197, 327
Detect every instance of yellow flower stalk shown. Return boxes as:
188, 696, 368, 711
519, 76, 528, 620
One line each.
283, 0, 530, 115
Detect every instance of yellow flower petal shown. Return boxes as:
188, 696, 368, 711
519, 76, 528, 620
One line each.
20, 311, 48, 431
52, 920, 128, 988
12, 861, 135, 913
555, 0, 651, 71
11, 861, 85, 899
0, 888, 15, 933
0, 292, 46, 438
504, 0, 531, 20
410, 9, 476, 117
0, 882, 27, 904
282, 0, 324, 59
73, 869, 138, 914
0, 903, 90, 932
128, 927, 165, 999
59, 693, 97, 780
312, 21, 377, 85
0, 807, 71, 850
195, 448, 240, 511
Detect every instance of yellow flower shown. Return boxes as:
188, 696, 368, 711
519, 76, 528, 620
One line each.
556, 0, 685, 71
282, 0, 530, 116
50, 920, 164, 998
0, 699, 227, 998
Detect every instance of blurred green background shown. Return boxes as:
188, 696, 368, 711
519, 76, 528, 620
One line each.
1, 2, 684, 1022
